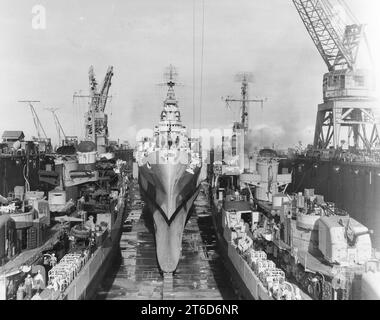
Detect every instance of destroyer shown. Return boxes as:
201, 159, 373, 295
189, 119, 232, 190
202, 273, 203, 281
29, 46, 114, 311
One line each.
136, 66, 202, 273
208, 73, 380, 300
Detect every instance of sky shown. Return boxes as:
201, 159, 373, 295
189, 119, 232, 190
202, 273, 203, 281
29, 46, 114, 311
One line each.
1, 0, 379, 149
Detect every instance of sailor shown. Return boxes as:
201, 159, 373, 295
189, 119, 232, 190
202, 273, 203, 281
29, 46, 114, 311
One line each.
85, 215, 96, 232
77, 196, 85, 211
43, 255, 50, 268
51, 278, 59, 291
167, 135, 173, 149
24, 274, 33, 299
294, 287, 302, 300
34, 270, 45, 292
161, 136, 166, 148
175, 136, 180, 148
16, 285, 25, 300
50, 253, 57, 267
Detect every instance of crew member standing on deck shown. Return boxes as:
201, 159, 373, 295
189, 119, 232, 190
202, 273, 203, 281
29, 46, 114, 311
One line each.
34, 270, 45, 292
85, 215, 96, 232
24, 274, 33, 299
50, 253, 57, 267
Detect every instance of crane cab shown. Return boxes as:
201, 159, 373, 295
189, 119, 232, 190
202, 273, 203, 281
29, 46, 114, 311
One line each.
323, 69, 375, 101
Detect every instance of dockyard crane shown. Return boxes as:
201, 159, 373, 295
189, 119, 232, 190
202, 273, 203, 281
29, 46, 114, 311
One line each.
73, 66, 114, 152
293, 0, 364, 72
292, 0, 380, 151
18, 100, 48, 140
45, 108, 67, 147
88, 65, 114, 113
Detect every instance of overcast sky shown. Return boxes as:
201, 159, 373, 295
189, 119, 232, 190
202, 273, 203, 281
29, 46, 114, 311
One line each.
1, 0, 379, 148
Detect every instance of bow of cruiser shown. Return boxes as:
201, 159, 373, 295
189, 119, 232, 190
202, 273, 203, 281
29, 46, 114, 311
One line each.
138, 150, 201, 273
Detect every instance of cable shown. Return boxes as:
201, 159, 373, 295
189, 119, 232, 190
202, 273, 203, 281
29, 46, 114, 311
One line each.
192, 0, 196, 130
338, 0, 359, 24
23, 164, 30, 192
199, 0, 205, 130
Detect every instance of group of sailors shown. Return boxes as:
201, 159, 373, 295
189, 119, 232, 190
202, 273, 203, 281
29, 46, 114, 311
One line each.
17, 266, 50, 300
15, 213, 98, 300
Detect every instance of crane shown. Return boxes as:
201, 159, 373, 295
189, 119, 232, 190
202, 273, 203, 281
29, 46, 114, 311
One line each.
88, 65, 113, 113
45, 108, 67, 147
18, 100, 48, 140
293, 0, 364, 71
292, 0, 380, 151
73, 66, 114, 152
98, 66, 114, 113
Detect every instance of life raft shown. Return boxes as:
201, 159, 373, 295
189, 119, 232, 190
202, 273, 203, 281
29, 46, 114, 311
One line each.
71, 225, 91, 239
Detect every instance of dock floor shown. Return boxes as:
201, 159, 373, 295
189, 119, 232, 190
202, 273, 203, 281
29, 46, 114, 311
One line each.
94, 183, 238, 300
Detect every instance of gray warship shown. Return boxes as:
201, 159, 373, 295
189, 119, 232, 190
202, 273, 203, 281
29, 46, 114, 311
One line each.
136, 66, 202, 273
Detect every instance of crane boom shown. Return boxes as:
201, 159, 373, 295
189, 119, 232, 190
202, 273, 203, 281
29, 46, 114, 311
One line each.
99, 66, 114, 112
46, 108, 66, 146
292, 0, 362, 71
80, 66, 114, 151
88, 65, 113, 113
18, 100, 48, 140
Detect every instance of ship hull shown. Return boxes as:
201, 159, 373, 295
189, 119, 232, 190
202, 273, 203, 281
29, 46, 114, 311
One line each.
138, 153, 201, 273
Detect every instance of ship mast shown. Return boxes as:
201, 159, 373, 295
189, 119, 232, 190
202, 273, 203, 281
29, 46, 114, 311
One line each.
223, 73, 267, 172
224, 73, 267, 134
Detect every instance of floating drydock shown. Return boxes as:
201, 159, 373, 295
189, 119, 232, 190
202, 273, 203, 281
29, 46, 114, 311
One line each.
136, 66, 202, 273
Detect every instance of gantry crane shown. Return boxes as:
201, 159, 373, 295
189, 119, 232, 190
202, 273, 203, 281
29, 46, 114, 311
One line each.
292, 0, 380, 150
74, 66, 114, 153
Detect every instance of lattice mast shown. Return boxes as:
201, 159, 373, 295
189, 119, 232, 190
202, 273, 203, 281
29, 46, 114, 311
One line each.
224, 73, 266, 134
224, 73, 267, 172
